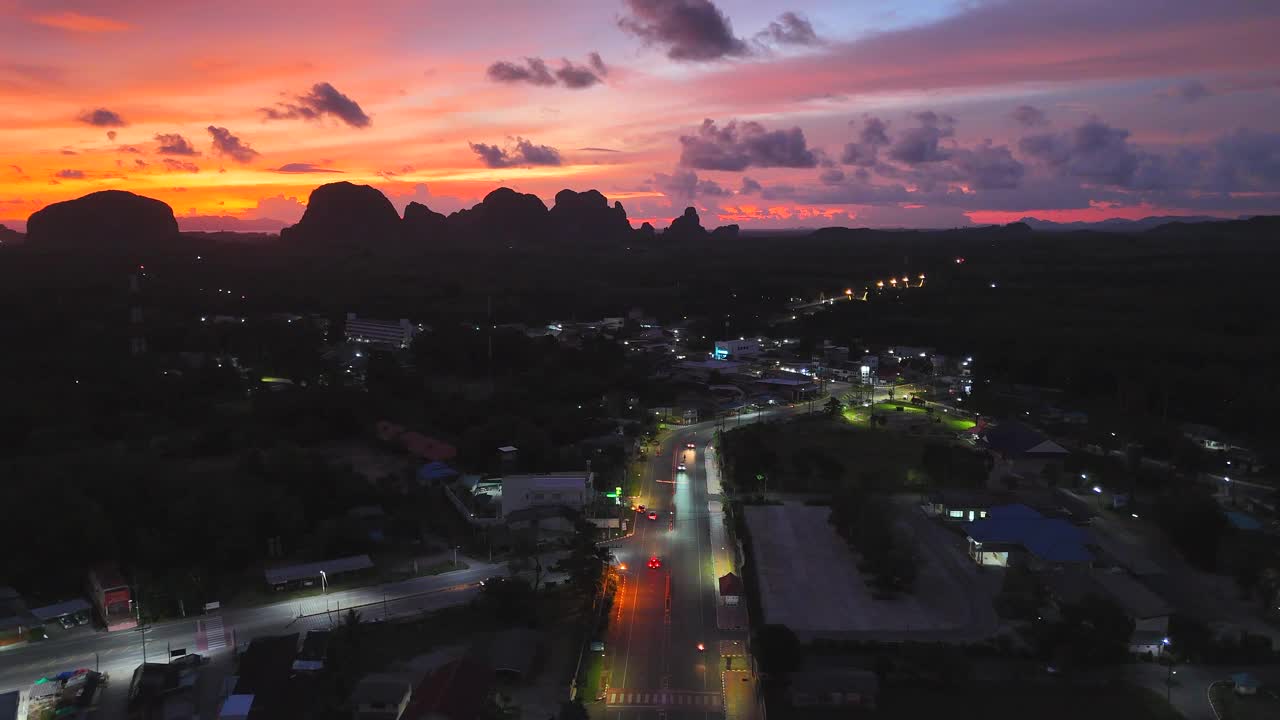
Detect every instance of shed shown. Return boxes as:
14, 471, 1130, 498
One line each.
718, 573, 743, 606
264, 555, 374, 587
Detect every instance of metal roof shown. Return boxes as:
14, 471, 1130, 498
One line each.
264, 555, 374, 585
30, 598, 92, 621
966, 504, 1094, 563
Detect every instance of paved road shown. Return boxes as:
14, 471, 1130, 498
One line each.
603, 403, 821, 720
0, 559, 503, 707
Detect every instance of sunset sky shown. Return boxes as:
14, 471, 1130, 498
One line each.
2, 0, 1278, 231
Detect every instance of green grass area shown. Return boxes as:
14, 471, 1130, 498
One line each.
721, 415, 932, 493
873, 401, 928, 414
777, 683, 1182, 720
1211, 683, 1280, 720
579, 648, 608, 702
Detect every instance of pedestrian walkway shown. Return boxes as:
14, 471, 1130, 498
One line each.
606, 689, 723, 709
195, 616, 227, 653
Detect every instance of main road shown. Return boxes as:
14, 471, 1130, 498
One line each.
0, 559, 504, 704
601, 392, 844, 720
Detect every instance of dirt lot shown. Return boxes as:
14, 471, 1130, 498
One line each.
743, 502, 976, 640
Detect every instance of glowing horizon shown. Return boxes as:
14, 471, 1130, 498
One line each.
3, 0, 1278, 232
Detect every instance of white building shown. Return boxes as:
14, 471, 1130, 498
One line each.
713, 338, 762, 360
500, 472, 594, 518
344, 313, 416, 349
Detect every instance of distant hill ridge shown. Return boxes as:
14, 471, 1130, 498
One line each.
13, 184, 1276, 250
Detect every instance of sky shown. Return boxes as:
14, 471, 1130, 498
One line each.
1, 0, 1279, 231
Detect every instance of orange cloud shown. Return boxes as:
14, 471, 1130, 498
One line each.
30, 11, 130, 33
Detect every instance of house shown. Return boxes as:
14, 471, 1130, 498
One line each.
489, 628, 541, 682
417, 462, 459, 486
350, 675, 413, 720
1231, 672, 1260, 695
713, 339, 762, 360
964, 504, 1094, 568
87, 565, 136, 631
981, 421, 1069, 488
219, 695, 255, 719
0, 587, 38, 648
403, 658, 493, 720
0, 691, 18, 720
1042, 568, 1172, 655
787, 667, 879, 710
499, 472, 593, 519
233, 634, 300, 719
930, 489, 1012, 522
264, 555, 374, 591
718, 573, 743, 607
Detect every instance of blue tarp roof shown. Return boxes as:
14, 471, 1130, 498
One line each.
30, 598, 92, 621
418, 461, 459, 482
966, 504, 1094, 563
1225, 511, 1263, 531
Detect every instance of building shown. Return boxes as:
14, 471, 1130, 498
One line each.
403, 658, 494, 720
0, 587, 38, 649
981, 421, 1070, 488
718, 573, 743, 606
87, 565, 136, 631
713, 338, 762, 360
786, 667, 879, 710
350, 675, 414, 720
346, 313, 416, 349
499, 473, 594, 519
264, 555, 374, 591
964, 504, 1093, 568
930, 489, 1012, 522
1042, 567, 1173, 655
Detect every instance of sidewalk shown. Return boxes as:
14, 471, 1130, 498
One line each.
705, 444, 762, 720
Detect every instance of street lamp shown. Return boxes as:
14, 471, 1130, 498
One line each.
319, 570, 327, 595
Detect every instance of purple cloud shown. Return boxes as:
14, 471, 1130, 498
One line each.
756, 12, 819, 46
652, 168, 730, 200
679, 118, 818, 171
619, 0, 749, 62
487, 58, 556, 86
1011, 105, 1049, 127
155, 133, 199, 156
162, 158, 200, 173
274, 163, 344, 173
260, 82, 371, 128
77, 108, 126, 127
469, 138, 563, 168
55, 169, 85, 179
207, 126, 259, 163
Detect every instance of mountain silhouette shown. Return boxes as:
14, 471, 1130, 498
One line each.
26, 190, 178, 246
446, 187, 549, 245
0, 224, 22, 244
402, 201, 448, 241
710, 224, 740, 240
280, 181, 401, 245
548, 189, 632, 241
663, 207, 707, 241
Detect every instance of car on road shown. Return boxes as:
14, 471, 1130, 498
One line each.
647, 556, 662, 569
478, 576, 505, 588
685, 442, 696, 449
637, 505, 646, 513
676, 463, 686, 471
58, 615, 76, 630
648, 511, 658, 520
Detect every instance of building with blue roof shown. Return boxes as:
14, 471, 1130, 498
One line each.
416, 461, 459, 486
964, 504, 1094, 567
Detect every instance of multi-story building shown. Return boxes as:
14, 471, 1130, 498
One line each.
499, 472, 594, 519
344, 313, 417, 349
88, 565, 136, 632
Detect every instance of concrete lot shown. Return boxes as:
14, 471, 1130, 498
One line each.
743, 502, 969, 640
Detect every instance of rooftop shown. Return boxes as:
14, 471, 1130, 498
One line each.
965, 504, 1094, 563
